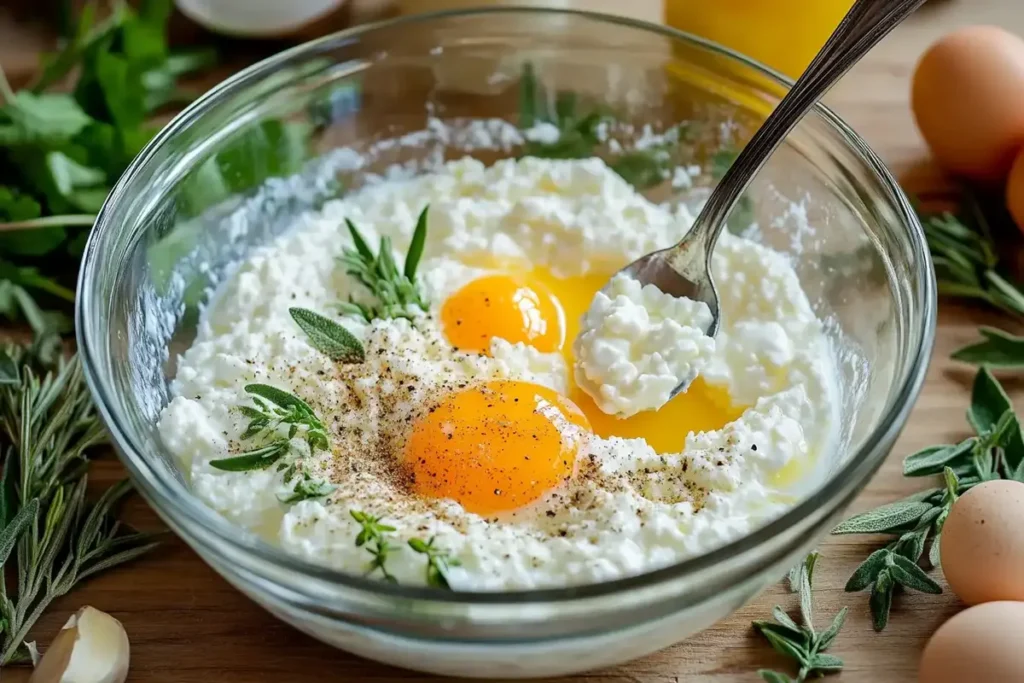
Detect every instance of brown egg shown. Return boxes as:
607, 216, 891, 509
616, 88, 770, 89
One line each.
940, 479, 1024, 604
912, 26, 1024, 183
1007, 147, 1024, 234
920, 602, 1024, 682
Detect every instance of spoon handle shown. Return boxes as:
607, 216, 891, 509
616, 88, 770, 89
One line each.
689, 0, 928, 249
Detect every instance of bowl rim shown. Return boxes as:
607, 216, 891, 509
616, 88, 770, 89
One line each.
77, 6, 937, 606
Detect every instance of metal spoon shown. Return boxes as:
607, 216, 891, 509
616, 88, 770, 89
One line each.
604, 0, 926, 398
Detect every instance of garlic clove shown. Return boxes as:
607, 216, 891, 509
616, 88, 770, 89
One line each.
29, 607, 130, 683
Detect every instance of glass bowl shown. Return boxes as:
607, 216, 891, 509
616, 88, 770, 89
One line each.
76, 8, 935, 678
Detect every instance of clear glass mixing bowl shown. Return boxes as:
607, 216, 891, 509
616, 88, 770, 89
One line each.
76, 8, 935, 678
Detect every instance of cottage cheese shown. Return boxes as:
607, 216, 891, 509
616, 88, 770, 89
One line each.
158, 156, 839, 591
573, 273, 715, 417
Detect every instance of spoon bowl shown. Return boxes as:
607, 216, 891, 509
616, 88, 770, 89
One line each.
601, 0, 928, 399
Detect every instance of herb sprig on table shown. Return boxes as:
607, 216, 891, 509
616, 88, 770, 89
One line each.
833, 366, 1023, 629
0, 341, 157, 664
753, 552, 847, 683
0, 0, 216, 334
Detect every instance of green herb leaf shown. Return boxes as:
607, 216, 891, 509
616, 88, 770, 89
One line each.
245, 384, 316, 417
831, 501, 932, 535
816, 607, 848, 651
279, 477, 336, 504
952, 326, 1024, 367
903, 439, 976, 477
289, 307, 365, 363
209, 442, 290, 472
758, 671, 795, 683
968, 367, 1012, 435
404, 206, 428, 281
869, 570, 894, 631
887, 554, 942, 594
753, 552, 846, 681
338, 212, 430, 322
845, 548, 890, 592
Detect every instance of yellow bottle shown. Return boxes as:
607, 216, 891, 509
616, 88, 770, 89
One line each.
664, 0, 854, 80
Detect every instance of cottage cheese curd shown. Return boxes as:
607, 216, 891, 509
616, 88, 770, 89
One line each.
573, 273, 715, 417
158, 156, 838, 591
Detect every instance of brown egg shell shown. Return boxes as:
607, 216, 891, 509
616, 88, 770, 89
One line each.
919, 601, 1024, 683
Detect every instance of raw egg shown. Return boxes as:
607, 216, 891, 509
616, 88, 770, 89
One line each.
439, 259, 744, 460
441, 274, 564, 354
919, 601, 1024, 683
405, 380, 591, 515
911, 26, 1024, 182
939, 479, 1024, 605
1007, 147, 1024, 234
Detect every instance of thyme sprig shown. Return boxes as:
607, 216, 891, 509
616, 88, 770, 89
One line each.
753, 552, 847, 683
832, 366, 1024, 629
0, 342, 157, 664
408, 536, 460, 589
337, 206, 429, 322
210, 384, 333, 504
350, 510, 399, 583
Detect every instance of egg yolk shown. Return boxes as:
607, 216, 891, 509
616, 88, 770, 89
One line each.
441, 274, 563, 354
405, 381, 591, 515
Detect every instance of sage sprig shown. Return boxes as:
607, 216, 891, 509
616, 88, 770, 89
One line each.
337, 207, 430, 322
289, 307, 364, 363
833, 365, 1024, 629
952, 326, 1024, 368
753, 552, 847, 683
408, 536, 460, 589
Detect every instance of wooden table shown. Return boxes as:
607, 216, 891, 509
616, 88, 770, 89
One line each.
3, 1, 1024, 681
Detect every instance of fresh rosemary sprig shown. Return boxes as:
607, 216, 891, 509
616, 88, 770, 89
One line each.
920, 195, 1024, 321
289, 307, 364, 363
833, 366, 1024, 629
753, 552, 847, 683
0, 341, 157, 664
350, 510, 399, 583
408, 536, 460, 589
210, 384, 334, 503
337, 207, 429, 323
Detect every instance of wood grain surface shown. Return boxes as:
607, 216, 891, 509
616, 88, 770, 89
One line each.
2, 1, 1024, 681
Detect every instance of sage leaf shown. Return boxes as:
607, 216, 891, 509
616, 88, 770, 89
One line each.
929, 532, 942, 568
895, 529, 927, 563
799, 564, 814, 634
811, 653, 844, 672
758, 671, 794, 683
888, 555, 942, 594
832, 501, 932, 535
903, 439, 976, 476
771, 606, 800, 633
209, 442, 289, 472
845, 548, 889, 592
816, 607, 848, 651
968, 366, 1012, 434
759, 628, 809, 666
870, 570, 894, 631
953, 326, 1024, 367
289, 307, 365, 363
